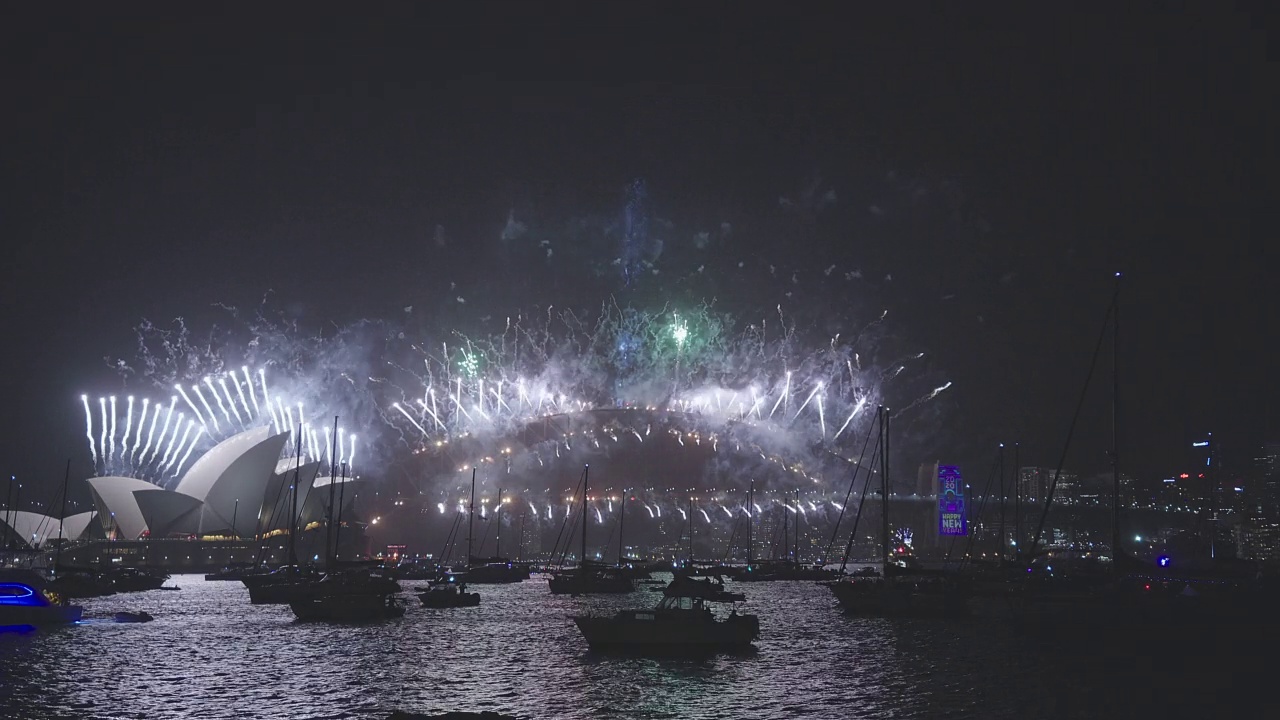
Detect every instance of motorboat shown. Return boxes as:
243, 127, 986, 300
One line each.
46, 567, 115, 598
0, 570, 83, 630
573, 576, 759, 655
823, 568, 970, 618
460, 558, 528, 584
548, 563, 635, 595
113, 611, 154, 623
665, 574, 745, 602
205, 564, 260, 581
417, 579, 481, 608
108, 567, 169, 593
290, 592, 406, 622
244, 565, 324, 605
736, 560, 841, 582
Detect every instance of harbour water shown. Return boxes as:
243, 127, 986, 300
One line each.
0, 575, 1262, 719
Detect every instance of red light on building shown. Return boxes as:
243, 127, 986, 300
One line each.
1179, 473, 1190, 479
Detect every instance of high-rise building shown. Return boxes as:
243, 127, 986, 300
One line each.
1019, 467, 1077, 505
1241, 441, 1280, 561
916, 462, 939, 497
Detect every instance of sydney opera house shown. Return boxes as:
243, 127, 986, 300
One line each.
2, 427, 369, 571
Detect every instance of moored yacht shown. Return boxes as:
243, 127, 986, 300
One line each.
573, 576, 758, 655
290, 592, 406, 622
418, 577, 481, 608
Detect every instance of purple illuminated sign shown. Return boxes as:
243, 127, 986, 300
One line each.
938, 465, 967, 536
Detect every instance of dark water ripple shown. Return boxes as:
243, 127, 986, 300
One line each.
0, 575, 1263, 719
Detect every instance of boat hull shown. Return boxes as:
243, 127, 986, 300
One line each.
548, 574, 634, 595
289, 595, 405, 622
0, 604, 82, 630
826, 578, 970, 618
418, 591, 481, 608
574, 611, 759, 654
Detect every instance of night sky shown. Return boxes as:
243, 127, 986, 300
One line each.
3, 3, 1275, 499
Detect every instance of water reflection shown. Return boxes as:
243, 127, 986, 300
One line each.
0, 574, 1265, 719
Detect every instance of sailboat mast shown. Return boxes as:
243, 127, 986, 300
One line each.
54, 459, 69, 572
325, 416, 338, 568
581, 465, 588, 565
688, 494, 694, 566
1014, 442, 1022, 560
333, 462, 347, 563
781, 488, 788, 562
289, 425, 303, 568
618, 490, 625, 565
1111, 272, 1122, 561
999, 443, 1006, 561
880, 406, 890, 568
467, 467, 476, 569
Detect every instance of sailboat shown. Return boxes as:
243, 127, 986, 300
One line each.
288, 421, 401, 621
825, 406, 969, 617
1004, 274, 1271, 636
245, 427, 322, 604
548, 466, 634, 595
463, 483, 527, 584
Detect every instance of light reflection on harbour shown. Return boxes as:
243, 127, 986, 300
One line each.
0, 576, 1259, 719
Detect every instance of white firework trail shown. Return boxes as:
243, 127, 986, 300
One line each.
165, 420, 195, 473
259, 368, 278, 431
279, 399, 292, 437
243, 367, 259, 417
699, 508, 711, 523
768, 371, 791, 419
172, 425, 205, 478
148, 399, 177, 466
140, 399, 161, 465
678, 507, 687, 520
121, 396, 135, 459
175, 384, 205, 427
81, 395, 97, 465
817, 392, 826, 437
193, 383, 219, 431
833, 396, 868, 441
348, 434, 357, 473
892, 381, 953, 417
720, 505, 733, 518
594, 507, 602, 524
792, 383, 821, 419
204, 377, 232, 427
230, 373, 251, 422
338, 428, 346, 465
218, 377, 242, 427
644, 504, 654, 518
158, 412, 185, 468
129, 398, 149, 464
108, 396, 117, 465
392, 402, 428, 435
97, 397, 108, 469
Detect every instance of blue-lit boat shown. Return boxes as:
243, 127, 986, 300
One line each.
0, 570, 83, 631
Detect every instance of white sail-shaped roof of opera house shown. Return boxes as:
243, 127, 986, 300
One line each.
0, 510, 98, 549
85, 426, 291, 540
